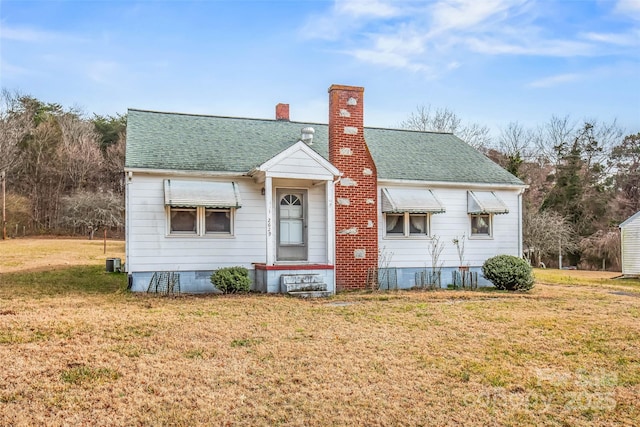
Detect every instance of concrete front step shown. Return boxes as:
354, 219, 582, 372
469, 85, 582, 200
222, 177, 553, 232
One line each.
287, 290, 333, 298
280, 274, 327, 293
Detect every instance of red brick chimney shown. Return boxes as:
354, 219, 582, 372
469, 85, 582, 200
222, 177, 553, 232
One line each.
328, 84, 378, 290
275, 103, 289, 121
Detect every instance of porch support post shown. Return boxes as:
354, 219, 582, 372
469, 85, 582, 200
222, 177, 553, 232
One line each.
265, 175, 275, 265
326, 179, 335, 265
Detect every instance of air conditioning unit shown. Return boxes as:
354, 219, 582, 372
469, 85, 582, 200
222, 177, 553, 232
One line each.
106, 258, 122, 273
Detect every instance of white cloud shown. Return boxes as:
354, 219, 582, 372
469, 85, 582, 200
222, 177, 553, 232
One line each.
86, 60, 121, 85
466, 37, 595, 56
428, 0, 518, 33
337, 0, 399, 18
0, 25, 52, 42
301, 0, 639, 76
582, 30, 640, 46
351, 48, 431, 73
528, 73, 581, 88
0, 24, 87, 43
0, 59, 32, 76
299, 0, 403, 40
615, 0, 640, 19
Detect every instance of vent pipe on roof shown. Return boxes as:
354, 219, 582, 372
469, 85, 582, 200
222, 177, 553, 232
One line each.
301, 127, 315, 145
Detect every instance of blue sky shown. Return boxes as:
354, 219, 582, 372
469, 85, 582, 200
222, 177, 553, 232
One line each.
1, 0, 639, 137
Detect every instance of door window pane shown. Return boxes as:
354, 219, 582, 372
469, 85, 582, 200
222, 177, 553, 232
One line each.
279, 194, 304, 244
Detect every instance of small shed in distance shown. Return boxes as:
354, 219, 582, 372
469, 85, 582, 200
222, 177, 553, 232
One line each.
620, 211, 640, 277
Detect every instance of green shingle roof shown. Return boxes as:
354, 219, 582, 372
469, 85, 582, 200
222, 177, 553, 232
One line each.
125, 109, 523, 186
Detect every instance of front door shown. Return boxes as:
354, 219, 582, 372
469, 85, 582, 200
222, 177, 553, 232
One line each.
276, 189, 308, 261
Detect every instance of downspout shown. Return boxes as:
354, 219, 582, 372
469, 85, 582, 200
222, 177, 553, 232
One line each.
125, 171, 132, 276
518, 188, 524, 259
330, 173, 342, 295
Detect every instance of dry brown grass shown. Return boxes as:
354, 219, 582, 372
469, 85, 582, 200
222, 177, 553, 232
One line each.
0, 240, 639, 426
0, 237, 125, 273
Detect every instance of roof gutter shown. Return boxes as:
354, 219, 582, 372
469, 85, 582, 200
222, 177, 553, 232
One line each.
377, 178, 528, 191
124, 167, 249, 178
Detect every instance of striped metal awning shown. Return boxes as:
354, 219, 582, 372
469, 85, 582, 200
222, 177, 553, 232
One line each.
467, 191, 508, 215
381, 188, 445, 214
164, 180, 241, 208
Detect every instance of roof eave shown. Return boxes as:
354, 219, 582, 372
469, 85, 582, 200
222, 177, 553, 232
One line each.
377, 178, 528, 191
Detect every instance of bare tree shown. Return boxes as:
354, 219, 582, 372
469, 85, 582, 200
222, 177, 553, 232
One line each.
579, 230, 621, 271
102, 127, 126, 194
61, 190, 124, 239
523, 209, 578, 267
400, 104, 491, 150
0, 89, 35, 174
533, 115, 577, 166
496, 122, 535, 176
18, 117, 65, 229
499, 122, 533, 157
611, 133, 640, 218
57, 112, 103, 191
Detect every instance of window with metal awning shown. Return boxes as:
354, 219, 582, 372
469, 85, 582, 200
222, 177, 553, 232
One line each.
381, 188, 445, 238
467, 191, 508, 238
164, 180, 242, 208
163, 180, 241, 237
467, 191, 509, 215
381, 188, 446, 214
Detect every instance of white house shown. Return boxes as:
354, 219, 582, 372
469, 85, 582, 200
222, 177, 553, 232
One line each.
620, 211, 640, 277
124, 85, 526, 294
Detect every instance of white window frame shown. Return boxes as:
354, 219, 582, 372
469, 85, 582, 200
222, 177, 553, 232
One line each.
469, 213, 492, 239
204, 208, 233, 235
168, 207, 198, 235
384, 212, 430, 238
167, 206, 235, 237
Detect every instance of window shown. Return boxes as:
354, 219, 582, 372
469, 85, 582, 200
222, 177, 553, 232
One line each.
205, 209, 231, 234
170, 208, 197, 234
385, 214, 404, 235
164, 180, 240, 237
385, 213, 429, 237
168, 206, 234, 237
471, 214, 491, 237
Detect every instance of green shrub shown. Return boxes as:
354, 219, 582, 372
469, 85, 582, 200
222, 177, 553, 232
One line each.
210, 267, 251, 294
482, 255, 534, 291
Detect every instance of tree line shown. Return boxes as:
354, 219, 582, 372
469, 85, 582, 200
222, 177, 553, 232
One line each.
401, 107, 639, 270
1, 90, 638, 270
0, 89, 125, 238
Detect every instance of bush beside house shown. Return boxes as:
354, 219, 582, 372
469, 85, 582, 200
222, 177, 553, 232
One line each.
211, 267, 251, 294
482, 255, 534, 291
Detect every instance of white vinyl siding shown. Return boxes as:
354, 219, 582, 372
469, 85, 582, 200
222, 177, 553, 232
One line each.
621, 212, 640, 276
127, 174, 266, 272
267, 149, 336, 180
378, 185, 521, 268
127, 173, 331, 273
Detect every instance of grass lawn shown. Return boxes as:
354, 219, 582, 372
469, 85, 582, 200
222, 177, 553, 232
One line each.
0, 239, 639, 426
